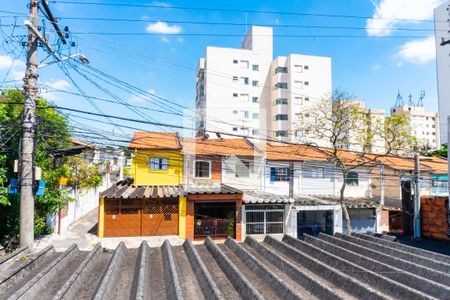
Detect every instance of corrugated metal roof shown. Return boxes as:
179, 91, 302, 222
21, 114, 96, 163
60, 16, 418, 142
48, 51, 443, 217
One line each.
101, 179, 241, 199
2, 234, 449, 299
244, 191, 294, 204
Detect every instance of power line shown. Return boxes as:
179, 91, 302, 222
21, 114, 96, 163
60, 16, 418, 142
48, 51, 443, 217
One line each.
47, 1, 445, 23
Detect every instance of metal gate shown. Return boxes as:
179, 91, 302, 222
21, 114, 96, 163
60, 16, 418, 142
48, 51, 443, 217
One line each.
104, 198, 179, 237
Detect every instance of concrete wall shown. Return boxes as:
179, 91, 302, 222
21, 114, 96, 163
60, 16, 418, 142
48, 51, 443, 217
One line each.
222, 155, 264, 191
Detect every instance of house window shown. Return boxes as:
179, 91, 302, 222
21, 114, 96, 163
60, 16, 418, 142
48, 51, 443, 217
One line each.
275, 82, 288, 89
194, 160, 211, 178
252, 80, 259, 87
275, 130, 288, 137
252, 64, 259, 71
246, 205, 284, 235
275, 98, 288, 105
303, 167, 325, 178
270, 167, 289, 182
345, 172, 359, 186
236, 161, 251, 178
252, 97, 259, 103
275, 66, 288, 74
232, 127, 238, 131
275, 114, 288, 121
150, 158, 168, 170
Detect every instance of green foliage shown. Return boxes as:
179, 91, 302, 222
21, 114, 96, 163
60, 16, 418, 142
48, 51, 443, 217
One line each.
0, 88, 102, 249
427, 143, 448, 158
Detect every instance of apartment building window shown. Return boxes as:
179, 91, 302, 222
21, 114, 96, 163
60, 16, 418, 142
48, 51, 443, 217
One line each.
232, 76, 238, 81
345, 172, 359, 186
150, 158, 168, 171
240, 60, 249, 68
241, 77, 249, 85
304, 65, 309, 70
252, 96, 259, 103
303, 167, 324, 178
233, 59, 238, 64
233, 93, 238, 98
275, 66, 288, 74
304, 81, 309, 86
275, 114, 288, 121
305, 97, 310, 102
241, 110, 249, 119
275, 98, 288, 105
252, 129, 259, 135
246, 205, 284, 235
294, 97, 303, 105
252, 112, 259, 120
239, 93, 249, 102
233, 110, 238, 115
275, 82, 288, 89
252, 64, 259, 71
270, 167, 289, 182
252, 80, 259, 87
275, 130, 288, 137
194, 160, 211, 178
232, 127, 238, 132
294, 80, 303, 89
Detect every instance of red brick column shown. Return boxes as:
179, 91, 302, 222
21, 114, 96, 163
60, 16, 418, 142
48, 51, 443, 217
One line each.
235, 198, 243, 241
185, 200, 195, 240
421, 196, 449, 240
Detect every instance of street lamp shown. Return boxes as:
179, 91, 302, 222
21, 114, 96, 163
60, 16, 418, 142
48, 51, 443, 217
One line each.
38, 53, 89, 68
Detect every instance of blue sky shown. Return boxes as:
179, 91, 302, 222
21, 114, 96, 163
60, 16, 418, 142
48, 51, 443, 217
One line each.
0, 0, 446, 143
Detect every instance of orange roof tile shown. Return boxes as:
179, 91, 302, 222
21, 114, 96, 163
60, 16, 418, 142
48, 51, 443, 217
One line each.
129, 132, 181, 150
265, 143, 328, 161
181, 138, 257, 156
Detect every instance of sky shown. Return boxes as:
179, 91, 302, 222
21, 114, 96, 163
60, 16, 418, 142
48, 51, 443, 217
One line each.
0, 0, 448, 144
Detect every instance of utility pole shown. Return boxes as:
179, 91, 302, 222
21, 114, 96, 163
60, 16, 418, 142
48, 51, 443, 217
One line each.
289, 161, 294, 199
413, 154, 421, 240
20, 0, 39, 249
379, 163, 384, 206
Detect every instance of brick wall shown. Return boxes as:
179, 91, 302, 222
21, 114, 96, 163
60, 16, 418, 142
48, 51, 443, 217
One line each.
421, 196, 449, 240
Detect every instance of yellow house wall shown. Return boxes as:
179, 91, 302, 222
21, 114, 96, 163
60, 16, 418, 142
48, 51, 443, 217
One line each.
132, 149, 184, 185
178, 196, 186, 239
98, 197, 104, 238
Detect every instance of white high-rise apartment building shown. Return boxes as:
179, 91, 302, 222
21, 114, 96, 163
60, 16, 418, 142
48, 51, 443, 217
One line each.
195, 26, 332, 143
434, 1, 450, 146
391, 105, 440, 150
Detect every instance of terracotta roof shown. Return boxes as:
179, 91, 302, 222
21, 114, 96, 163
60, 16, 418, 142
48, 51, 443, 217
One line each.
265, 143, 328, 161
129, 132, 181, 150
181, 138, 257, 156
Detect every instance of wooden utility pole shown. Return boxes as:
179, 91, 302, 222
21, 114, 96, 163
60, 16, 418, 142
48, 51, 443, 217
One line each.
20, 0, 39, 249
413, 154, 421, 239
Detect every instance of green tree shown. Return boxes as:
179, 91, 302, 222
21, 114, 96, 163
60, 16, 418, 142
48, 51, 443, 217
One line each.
0, 88, 101, 250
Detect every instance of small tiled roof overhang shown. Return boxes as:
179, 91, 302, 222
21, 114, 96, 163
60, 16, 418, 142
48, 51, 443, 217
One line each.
243, 191, 294, 204
181, 138, 257, 156
187, 184, 242, 195
101, 179, 242, 199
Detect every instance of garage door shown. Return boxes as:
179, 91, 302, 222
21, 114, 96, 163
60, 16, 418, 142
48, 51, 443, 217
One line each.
104, 198, 179, 237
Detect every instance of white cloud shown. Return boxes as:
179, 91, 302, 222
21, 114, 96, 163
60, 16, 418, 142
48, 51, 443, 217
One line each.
145, 21, 182, 34
151, 1, 172, 8
0, 55, 25, 83
371, 64, 381, 71
130, 89, 156, 102
396, 36, 436, 64
42, 79, 71, 101
0, 55, 13, 69
160, 36, 170, 43
366, 0, 445, 36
